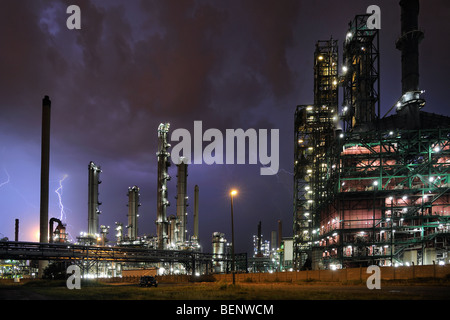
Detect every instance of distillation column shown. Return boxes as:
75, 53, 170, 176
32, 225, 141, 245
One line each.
127, 186, 140, 241
88, 161, 102, 236
193, 185, 199, 242
156, 123, 171, 249
176, 159, 188, 246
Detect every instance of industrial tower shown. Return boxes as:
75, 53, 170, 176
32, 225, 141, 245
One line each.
127, 186, 140, 241
294, 0, 450, 270
156, 123, 171, 249
88, 161, 102, 237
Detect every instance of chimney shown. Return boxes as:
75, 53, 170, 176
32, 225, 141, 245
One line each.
40, 96, 51, 244
395, 0, 425, 128
15, 219, 19, 242
396, 0, 424, 94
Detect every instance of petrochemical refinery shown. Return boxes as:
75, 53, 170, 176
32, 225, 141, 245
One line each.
1, 0, 449, 280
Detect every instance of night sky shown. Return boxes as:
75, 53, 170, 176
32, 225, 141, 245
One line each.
0, 0, 449, 254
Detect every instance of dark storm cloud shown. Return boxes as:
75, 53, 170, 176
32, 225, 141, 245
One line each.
1, 0, 449, 253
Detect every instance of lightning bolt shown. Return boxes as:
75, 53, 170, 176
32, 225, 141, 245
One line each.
0, 167, 10, 188
55, 174, 68, 222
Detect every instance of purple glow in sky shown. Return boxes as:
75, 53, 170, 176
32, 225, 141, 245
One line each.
0, 0, 449, 253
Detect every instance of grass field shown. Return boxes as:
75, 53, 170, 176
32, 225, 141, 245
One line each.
1, 278, 449, 300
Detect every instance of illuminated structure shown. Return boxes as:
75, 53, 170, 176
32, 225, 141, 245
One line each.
175, 159, 188, 246
127, 186, 140, 241
294, 1, 450, 270
156, 123, 171, 249
88, 161, 102, 237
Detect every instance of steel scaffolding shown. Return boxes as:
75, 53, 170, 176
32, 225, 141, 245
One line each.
293, 38, 339, 270
315, 128, 450, 269
293, 10, 450, 270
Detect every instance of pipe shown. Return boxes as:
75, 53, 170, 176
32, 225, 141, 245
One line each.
49, 217, 62, 243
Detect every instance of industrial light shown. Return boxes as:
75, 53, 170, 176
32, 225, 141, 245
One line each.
434, 146, 441, 152
342, 66, 348, 73
230, 189, 238, 196
318, 55, 324, 60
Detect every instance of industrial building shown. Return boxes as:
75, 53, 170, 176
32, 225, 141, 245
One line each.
294, 0, 450, 270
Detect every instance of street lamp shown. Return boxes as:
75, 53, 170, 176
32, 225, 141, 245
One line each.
230, 189, 237, 285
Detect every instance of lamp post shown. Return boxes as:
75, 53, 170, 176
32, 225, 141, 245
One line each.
230, 189, 237, 285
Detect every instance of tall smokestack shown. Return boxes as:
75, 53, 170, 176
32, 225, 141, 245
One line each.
193, 185, 199, 240
15, 219, 19, 242
40, 96, 51, 244
395, 0, 425, 128
396, 0, 424, 94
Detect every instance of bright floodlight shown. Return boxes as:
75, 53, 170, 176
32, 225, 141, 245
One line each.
230, 189, 238, 196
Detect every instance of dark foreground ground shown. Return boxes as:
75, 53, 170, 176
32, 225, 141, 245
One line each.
1, 280, 448, 319
0, 278, 449, 300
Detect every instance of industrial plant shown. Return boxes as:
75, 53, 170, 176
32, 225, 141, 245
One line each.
0, 105, 281, 278
294, 0, 450, 270
1, 0, 449, 283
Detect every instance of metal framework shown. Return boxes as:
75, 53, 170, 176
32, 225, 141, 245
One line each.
293, 38, 339, 270
315, 128, 450, 269
0, 241, 248, 276
294, 10, 450, 270
341, 14, 380, 131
